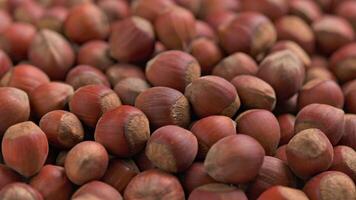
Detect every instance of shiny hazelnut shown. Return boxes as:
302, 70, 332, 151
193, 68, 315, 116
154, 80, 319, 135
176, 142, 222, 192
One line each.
0, 183, 43, 200
72, 181, 123, 200
114, 78, 150, 106
77, 40, 114, 71
65, 65, 110, 90
189, 183, 248, 200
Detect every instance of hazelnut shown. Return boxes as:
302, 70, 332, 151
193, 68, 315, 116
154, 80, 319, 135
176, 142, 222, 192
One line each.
275, 16, 315, 54
329, 146, 356, 181
106, 64, 145, 86
185, 76, 240, 118
181, 162, 217, 194
124, 169, 185, 200
30, 165, 73, 200
0, 87, 30, 135
204, 134, 265, 184
274, 94, 298, 114
275, 145, 288, 163
0, 183, 43, 200
2, 121, 49, 177
190, 115, 236, 159
114, 78, 150, 106
0, 164, 22, 190
0, 22, 36, 62
240, 0, 288, 20
195, 20, 218, 42
199, 0, 239, 18
289, 0, 322, 24
277, 114, 296, 145
109, 16, 155, 62
131, 0, 175, 22
39, 110, 84, 149
218, 12, 276, 57
297, 79, 344, 109
295, 103, 345, 145
65, 141, 109, 185
336, 1, 356, 31
312, 15, 354, 54
28, 29, 75, 80
257, 186, 309, 200
95, 105, 150, 157
0, 50, 12, 79
153, 41, 167, 55
212, 52, 258, 81
36, 6, 68, 33
286, 128, 333, 179
175, 0, 201, 16
134, 150, 156, 171
146, 50, 201, 92
66, 65, 110, 90
55, 151, 67, 167
0, 10, 12, 33
257, 50, 305, 101
231, 75, 276, 111
146, 125, 198, 172
13, 1, 44, 25
203, 10, 235, 30
69, 84, 121, 127
310, 55, 328, 68
305, 67, 336, 83
72, 181, 123, 200
102, 159, 140, 193
30, 82, 74, 117
0, 64, 50, 94
135, 87, 191, 128
97, 0, 130, 23
155, 6, 196, 50
339, 114, 356, 149
77, 40, 114, 71
64, 3, 110, 43
330, 42, 356, 83
188, 183, 248, 200
303, 171, 356, 200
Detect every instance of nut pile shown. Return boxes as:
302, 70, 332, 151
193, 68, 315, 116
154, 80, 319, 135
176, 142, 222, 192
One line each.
0, 0, 355, 200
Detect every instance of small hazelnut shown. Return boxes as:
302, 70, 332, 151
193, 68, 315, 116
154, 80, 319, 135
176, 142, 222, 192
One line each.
146, 50, 201, 92
303, 171, 356, 200
218, 12, 276, 57
0, 164, 22, 190
286, 128, 333, 179
289, 0, 322, 24
339, 114, 356, 149
257, 186, 309, 200
212, 52, 258, 81
39, 110, 84, 149
2, 121, 49, 177
106, 64, 145, 86
185, 76, 240, 118
102, 159, 140, 193
95, 105, 150, 157
146, 125, 198, 173
240, 0, 288, 20
295, 103, 345, 145
135, 87, 191, 128
312, 15, 355, 54
114, 78, 150, 106
204, 134, 265, 184
77, 40, 114, 71
330, 42, 356, 83
69, 84, 121, 127
277, 114, 296, 145
109, 16, 155, 62
124, 169, 185, 200
0, 87, 30, 135
329, 146, 356, 181
72, 181, 123, 200
0, 183, 43, 200
64, 3, 110, 43
29, 165, 73, 200
257, 50, 305, 101
65, 141, 109, 185
231, 75, 276, 111
0, 64, 50, 94
275, 16, 315, 54
28, 29, 75, 80
36, 6, 68, 33
190, 115, 236, 159
65, 65, 110, 90
155, 6, 196, 50
188, 183, 248, 200
181, 162, 217, 194
236, 109, 280, 155
30, 82, 74, 117
97, 0, 130, 23
131, 0, 175, 22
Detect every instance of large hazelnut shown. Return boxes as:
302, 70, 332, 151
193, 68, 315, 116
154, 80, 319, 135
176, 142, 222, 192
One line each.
72, 181, 123, 200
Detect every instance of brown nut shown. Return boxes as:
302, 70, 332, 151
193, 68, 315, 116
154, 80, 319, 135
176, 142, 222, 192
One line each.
2, 121, 49, 177
289, 0, 322, 24
274, 94, 298, 115
69, 84, 121, 127
109, 16, 155, 62
13, 0, 44, 25
330, 42, 356, 83
303, 171, 356, 200
286, 128, 334, 179
72, 181, 123, 200
295, 103, 345, 145
185, 75, 240, 118
133, 150, 156, 171
203, 10, 236, 30
336, 1, 356, 31
0, 183, 43, 200
195, 20, 218, 42
236, 109, 281, 155
204, 134, 265, 184
124, 169, 185, 200
257, 186, 309, 200
0, 10, 12, 33
36, 6, 68, 33
181, 162, 217, 194
329, 146, 356, 182
218, 12, 276, 57
305, 66, 336, 83
98, 0, 130, 23
114, 78, 150, 106
135, 86, 191, 129
106, 64, 145, 86
65, 141, 109, 185
0, 164, 22, 190
257, 50, 305, 101
146, 50, 201, 92
188, 183, 248, 200
339, 114, 356, 150
275, 145, 288, 163
240, 0, 288, 20
0, 49, 12, 79
30, 165, 73, 200
65, 65, 110, 90
146, 125, 198, 173
39, 110, 84, 149
77, 40, 114, 71
277, 114, 296, 145
55, 151, 67, 167
212, 52, 258, 81
95, 105, 150, 157
131, 0, 175, 22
